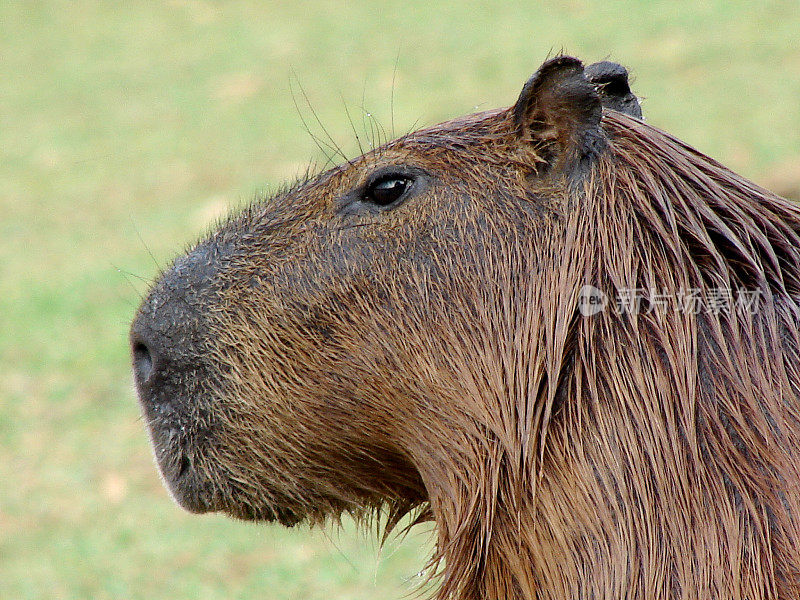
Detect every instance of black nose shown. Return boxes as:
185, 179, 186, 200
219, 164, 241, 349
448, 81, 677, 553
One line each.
131, 291, 206, 416
130, 241, 223, 411
130, 289, 204, 402
130, 322, 172, 400
132, 336, 155, 383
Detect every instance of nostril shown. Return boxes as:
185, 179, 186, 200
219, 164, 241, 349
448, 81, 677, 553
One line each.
133, 341, 154, 382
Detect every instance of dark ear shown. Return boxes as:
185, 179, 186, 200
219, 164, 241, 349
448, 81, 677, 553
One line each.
513, 56, 604, 175
585, 61, 643, 119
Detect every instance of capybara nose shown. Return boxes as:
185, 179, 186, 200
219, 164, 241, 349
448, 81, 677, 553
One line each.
130, 320, 170, 403
130, 294, 202, 416
130, 241, 222, 413
131, 335, 155, 384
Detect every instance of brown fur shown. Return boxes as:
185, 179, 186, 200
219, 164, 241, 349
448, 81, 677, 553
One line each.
132, 57, 800, 599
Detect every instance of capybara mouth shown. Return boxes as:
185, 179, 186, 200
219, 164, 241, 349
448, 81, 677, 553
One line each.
141, 402, 310, 524
163, 461, 215, 514
146, 425, 219, 514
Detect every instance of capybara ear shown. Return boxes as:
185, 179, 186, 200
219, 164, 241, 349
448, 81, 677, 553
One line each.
513, 56, 604, 175
585, 60, 643, 119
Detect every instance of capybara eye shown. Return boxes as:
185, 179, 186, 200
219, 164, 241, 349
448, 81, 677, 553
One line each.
363, 175, 412, 207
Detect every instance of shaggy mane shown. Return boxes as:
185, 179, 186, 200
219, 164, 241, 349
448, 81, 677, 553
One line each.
513, 110, 800, 599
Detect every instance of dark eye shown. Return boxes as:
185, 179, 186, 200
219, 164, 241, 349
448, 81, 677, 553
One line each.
363, 176, 412, 207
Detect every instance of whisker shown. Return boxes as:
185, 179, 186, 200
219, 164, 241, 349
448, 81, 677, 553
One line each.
131, 218, 162, 273
289, 76, 339, 166
390, 48, 401, 140
360, 80, 375, 150
113, 263, 146, 300
341, 94, 365, 157
290, 70, 349, 164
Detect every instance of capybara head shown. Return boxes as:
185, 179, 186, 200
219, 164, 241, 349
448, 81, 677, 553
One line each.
131, 56, 800, 600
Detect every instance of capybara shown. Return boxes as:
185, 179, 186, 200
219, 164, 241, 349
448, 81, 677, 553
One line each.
131, 56, 800, 600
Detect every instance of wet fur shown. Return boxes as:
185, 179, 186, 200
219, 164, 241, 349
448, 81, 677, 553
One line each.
134, 59, 800, 599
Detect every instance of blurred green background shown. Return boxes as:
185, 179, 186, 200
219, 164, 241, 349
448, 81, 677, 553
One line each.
1, 1, 798, 598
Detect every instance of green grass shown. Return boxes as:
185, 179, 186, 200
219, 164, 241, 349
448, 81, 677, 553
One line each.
1, 1, 798, 598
